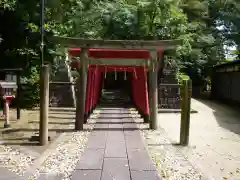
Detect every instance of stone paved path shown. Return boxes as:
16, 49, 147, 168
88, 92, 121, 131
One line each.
71, 107, 161, 180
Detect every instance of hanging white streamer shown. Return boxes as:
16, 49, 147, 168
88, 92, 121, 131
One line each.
115, 68, 117, 80
104, 66, 107, 79
124, 70, 127, 80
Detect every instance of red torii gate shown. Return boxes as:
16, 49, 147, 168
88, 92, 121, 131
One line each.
53, 37, 180, 131
68, 48, 163, 124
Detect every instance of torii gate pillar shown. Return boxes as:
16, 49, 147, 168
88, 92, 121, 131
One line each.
75, 49, 88, 131
149, 52, 160, 130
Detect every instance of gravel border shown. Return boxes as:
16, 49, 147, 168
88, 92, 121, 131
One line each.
129, 109, 206, 180
26, 110, 101, 180
0, 145, 36, 176
0, 109, 100, 180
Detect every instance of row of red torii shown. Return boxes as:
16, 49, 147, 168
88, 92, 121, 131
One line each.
55, 37, 180, 130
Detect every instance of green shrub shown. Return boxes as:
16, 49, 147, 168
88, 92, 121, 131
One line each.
177, 72, 190, 84
17, 66, 40, 108
19, 83, 40, 108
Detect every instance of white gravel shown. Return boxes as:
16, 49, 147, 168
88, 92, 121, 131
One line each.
0, 109, 100, 180
129, 108, 205, 180
28, 110, 100, 180
0, 146, 36, 176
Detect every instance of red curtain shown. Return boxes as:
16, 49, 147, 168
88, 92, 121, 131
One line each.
84, 65, 149, 117
131, 67, 149, 116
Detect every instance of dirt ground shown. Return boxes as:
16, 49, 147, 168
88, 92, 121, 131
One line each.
0, 108, 76, 155
158, 99, 240, 180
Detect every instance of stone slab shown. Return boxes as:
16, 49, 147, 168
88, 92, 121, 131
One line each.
71, 170, 101, 180
131, 171, 161, 180
96, 118, 112, 122
0, 168, 18, 180
123, 123, 138, 129
101, 158, 131, 180
94, 123, 109, 129
125, 133, 146, 149
108, 123, 123, 129
86, 135, 107, 149
122, 119, 135, 123
76, 148, 105, 170
105, 141, 127, 158
124, 130, 141, 136
90, 130, 108, 136
37, 173, 64, 180
128, 148, 156, 171
100, 115, 121, 119
110, 118, 123, 123
106, 132, 125, 142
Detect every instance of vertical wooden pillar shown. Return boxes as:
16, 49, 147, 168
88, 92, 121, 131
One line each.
16, 71, 21, 119
75, 50, 88, 130
180, 79, 192, 146
149, 57, 159, 130
3, 99, 10, 128
39, 64, 49, 146
147, 70, 152, 122
82, 57, 88, 124
75, 76, 81, 129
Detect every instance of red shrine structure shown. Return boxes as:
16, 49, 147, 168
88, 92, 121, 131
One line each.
68, 48, 163, 122
54, 37, 180, 130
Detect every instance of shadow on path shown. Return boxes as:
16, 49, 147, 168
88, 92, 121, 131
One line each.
194, 98, 240, 135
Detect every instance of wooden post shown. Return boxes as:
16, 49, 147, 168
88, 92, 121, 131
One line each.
180, 79, 192, 146
146, 71, 151, 123
16, 72, 21, 119
82, 57, 88, 124
39, 64, 49, 146
75, 75, 81, 130
75, 50, 88, 130
3, 99, 10, 128
150, 60, 159, 130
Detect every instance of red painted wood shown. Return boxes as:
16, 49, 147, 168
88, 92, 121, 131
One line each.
90, 68, 94, 111
69, 48, 156, 116
143, 69, 150, 115
96, 68, 102, 105
84, 65, 150, 116
96, 69, 103, 104
68, 48, 82, 56
130, 67, 150, 115
89, 65, 149, 72
70, 60, 80, 69
68, 48, 163, 59
85, 68, 92, 114
88, 49, 150, 59
93, 67, 98, 108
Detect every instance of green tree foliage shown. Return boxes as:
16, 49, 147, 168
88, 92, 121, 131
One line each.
0, 0, 55, 107
209, 0, 240, 58
0, 0, 239, 107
